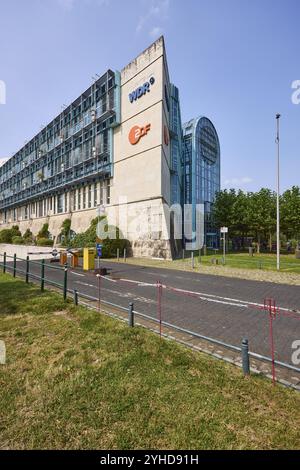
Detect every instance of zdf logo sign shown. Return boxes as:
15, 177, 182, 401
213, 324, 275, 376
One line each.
128, 124, 151, 145
129, 77, 155, 103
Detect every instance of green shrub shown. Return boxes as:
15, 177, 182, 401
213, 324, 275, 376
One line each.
23, 228, 33, 239
0, 225, 22, 244
59, 219, 72, 246
37, 238, 53, 247
37, 223, 50, 240
101, 237, 130, 258
69, 216, 131, 258
0, 229, 13, 243
12, 236, 25, 245
11, 225, 22, 238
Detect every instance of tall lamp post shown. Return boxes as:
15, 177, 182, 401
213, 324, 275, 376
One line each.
276, 113, 281, 271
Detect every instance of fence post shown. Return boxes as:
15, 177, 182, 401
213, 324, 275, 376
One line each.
157, 280, 162, 338
124, 248, 126, 262
41, 259, 45, 291
73, 289, 78, 306
241, 338, 250, 375
199, 249, 201, 265
63, 263, 68, 301
3, 252, 6, 273
117, 248, 120, 262
26, 256, 29, 283
97, 273, 101, 311
13, 254, 17, 277
128, 302, 134, 327
191, 252, 194, 269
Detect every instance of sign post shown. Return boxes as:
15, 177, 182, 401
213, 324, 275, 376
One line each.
220, 227, 228, 265
96, 243, 102, 271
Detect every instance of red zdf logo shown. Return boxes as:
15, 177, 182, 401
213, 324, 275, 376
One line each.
128, 123, 151, 145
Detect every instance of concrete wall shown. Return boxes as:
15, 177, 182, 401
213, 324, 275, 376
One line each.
111, 36, 172, 258
0, 244, 54, 260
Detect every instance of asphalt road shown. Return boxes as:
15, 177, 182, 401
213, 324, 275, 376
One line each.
8, 258, 300, 366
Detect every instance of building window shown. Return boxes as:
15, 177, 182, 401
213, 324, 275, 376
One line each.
83, 187, 86, 209
106, 180, 110, 204
94, 183, 97, 207
100, 181, 103, 205
57, 194, 64, 214
78, 188, 81, 210
38, 201, 43, 217
88, 185, 92, 208
64, 193, 68, 213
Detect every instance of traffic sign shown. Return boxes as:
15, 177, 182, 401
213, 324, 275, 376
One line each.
96, 243, 102, 257
220, 227, 228, 233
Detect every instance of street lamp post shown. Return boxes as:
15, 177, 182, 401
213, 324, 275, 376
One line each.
276, 114, 281, 271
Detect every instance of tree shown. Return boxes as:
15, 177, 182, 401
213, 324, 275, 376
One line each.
248, 189, 276, 252
281, 186, 300, 240
213, 189, 237, 229
231, 190, 251, 241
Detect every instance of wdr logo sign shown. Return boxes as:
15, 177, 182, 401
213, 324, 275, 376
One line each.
129, 76, 155, 103
0, 80, 6, 105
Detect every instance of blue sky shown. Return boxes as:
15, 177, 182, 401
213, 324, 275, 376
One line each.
0, 0, 299, 192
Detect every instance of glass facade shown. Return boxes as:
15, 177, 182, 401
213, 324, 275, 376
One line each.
169, 84, 183, 206
0, 69, 120, 213
183, 116, 220, 248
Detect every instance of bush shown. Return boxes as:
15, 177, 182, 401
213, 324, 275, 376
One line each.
0, 229, 13, 243
0, 225, 22, 243
36, 238, 53, 247
11, 225, 22, 237
59, 219, 72, 246
102, 237, 130, 258
37, 223, 50, 240
23, 228, 33, 239
12, 236, 25, 245
69, 216, 131, 258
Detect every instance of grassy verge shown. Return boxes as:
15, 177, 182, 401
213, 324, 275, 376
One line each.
198, 252, 300, 272
0, 273, 299, 450
104, 253, 300, 286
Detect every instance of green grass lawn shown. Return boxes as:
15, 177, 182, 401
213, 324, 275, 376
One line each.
0, 273, 299, 450
196, 252, 300, 272
106, 252, 300, 277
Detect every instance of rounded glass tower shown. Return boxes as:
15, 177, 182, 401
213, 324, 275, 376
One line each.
183, 116, 221, 248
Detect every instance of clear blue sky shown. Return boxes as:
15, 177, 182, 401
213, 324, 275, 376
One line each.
0, 0, 299, 192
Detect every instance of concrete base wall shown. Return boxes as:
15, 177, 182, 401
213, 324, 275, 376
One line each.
0, 244, 54, 260
0, 197, 174, 259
